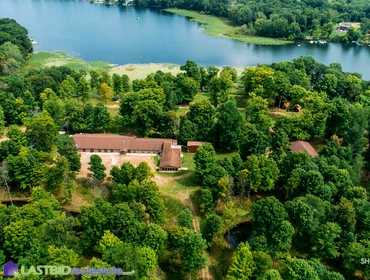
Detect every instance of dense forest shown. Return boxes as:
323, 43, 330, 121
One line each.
1, 17, 370, 279
130, 0, 370, 42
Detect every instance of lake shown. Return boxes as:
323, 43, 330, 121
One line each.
1, 0, 370, 80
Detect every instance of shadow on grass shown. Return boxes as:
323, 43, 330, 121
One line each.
161, 194, 190, 226
175, 172, 199, 187
162, 195, 187, 216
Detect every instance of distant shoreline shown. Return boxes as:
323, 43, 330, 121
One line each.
163, 8, 292, 46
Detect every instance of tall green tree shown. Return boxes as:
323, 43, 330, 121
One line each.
226, 242, 256, 280
56, 135, 81, 172
0, 18, 33, 56
201, 213, 222, 245
89, 155, 106, 182
26, 112, 58, 152
59, 75, 78, 98
282, 258, 319, 280
242, 155, 279, 195
179, 99, 216, 143
208, 75, 233, 106
215, 100, 242, 151
0, 42, 25, 75
167, 226, 207, 275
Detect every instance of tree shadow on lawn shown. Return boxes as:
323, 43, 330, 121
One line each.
175, 171, 199, 188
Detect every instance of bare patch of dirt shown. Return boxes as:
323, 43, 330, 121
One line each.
63, 191, 90, 213
78, 152, 157, 178
110, 63, 181, 80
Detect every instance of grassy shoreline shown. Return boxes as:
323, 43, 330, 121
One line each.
27, 52, 183, 80
28, 52, 246, 80
164, 8, 292, 46
26, 51, 112, 71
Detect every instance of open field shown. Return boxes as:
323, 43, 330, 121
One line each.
154, 172, 199, 204
164, 8, 292, 46
26, 51, 111, 71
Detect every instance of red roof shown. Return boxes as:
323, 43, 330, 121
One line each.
73, 134, 132, 151
128, 138, 176, 152
290, 141, 318, 157
73, 134, 176, 152
72, 134, 181, 169
187, 141, 207, 147
160, 142, 181, 169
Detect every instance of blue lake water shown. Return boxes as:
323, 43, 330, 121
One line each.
1, 0, 370, 79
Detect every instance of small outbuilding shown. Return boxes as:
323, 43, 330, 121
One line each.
159, 142, 182, 171
290, 141, 318, 157
187, 141, 207, 153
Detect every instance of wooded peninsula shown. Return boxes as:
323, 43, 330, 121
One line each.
106, 0, 370, 45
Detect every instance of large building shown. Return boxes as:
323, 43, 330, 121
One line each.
73, 134, 182, 171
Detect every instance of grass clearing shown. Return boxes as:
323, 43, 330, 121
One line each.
215, 152, 238, 160
27, 51, 111, 71
155, 151, 239, 210
89, 98, 120, 116
62, 178, 111, 212
110, 63, 182, 80
162, 194, 189, 224
155, 171, 200, 205
182, 152, 195, 171
28, 52, 182, 81
164, 8, 292, 46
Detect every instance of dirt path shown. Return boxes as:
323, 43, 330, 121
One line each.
153, 173, 197, 205
188, 199, 213, 280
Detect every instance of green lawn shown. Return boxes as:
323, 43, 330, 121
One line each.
164, 8, 292, 46
182, 152, 195, 171
28, 52, 184, 80
215, 152, 239, 160
89, 98, 120, 116
162, 194, 189, 223
27, 51, 111, 71
182, 150, 237, 171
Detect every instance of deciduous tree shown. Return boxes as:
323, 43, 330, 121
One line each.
89, 154, 106, 182
226, 242, 256, 280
